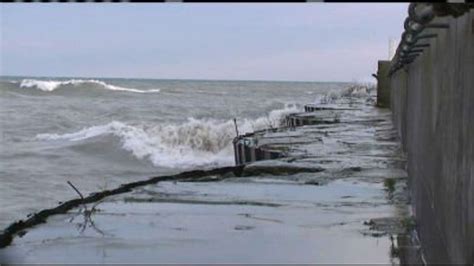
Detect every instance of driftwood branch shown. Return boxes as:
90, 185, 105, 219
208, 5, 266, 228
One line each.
66, 181, 105, 235
67, 181, 84, 200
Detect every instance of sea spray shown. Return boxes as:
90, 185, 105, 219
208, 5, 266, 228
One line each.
36, 104, 302, 168
313, 83, 376, 105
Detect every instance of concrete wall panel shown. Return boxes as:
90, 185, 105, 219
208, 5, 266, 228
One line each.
389, 11, 474, 264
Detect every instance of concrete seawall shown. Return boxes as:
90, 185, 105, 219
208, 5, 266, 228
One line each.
389, 9, 473, 264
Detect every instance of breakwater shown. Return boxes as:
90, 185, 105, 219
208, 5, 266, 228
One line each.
0, 84, 417, 263
387, 4, 473, 264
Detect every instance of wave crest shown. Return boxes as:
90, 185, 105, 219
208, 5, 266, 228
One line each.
19, 79, 160, 93
36, 105, 301, 168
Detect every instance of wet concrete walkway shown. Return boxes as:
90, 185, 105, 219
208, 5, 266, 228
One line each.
0, 92, 421, 264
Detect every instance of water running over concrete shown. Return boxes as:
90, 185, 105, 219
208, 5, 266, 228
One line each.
0, 86, 419, 263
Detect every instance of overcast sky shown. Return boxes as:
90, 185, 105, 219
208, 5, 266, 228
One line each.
1, 3, 407, 82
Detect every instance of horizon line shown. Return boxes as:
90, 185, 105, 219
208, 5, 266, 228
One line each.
0, 74, 374, 84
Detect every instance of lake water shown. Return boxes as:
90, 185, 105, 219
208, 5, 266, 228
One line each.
0, 77, 352, 228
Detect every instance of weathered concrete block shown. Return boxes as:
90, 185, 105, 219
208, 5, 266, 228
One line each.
376, 60, 391, 108
232, 135, 285, 165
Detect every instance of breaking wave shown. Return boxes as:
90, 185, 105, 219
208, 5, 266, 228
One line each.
313, 83, 376, 105
18, 79, 160, 93
36, 104, 301, 168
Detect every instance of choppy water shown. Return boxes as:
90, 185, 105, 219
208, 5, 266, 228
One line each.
0, 76, 364, 228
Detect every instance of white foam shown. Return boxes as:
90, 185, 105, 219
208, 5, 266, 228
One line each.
19, 79, 160, 93
313, 83, 375, 105
36, 105, 301, 168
